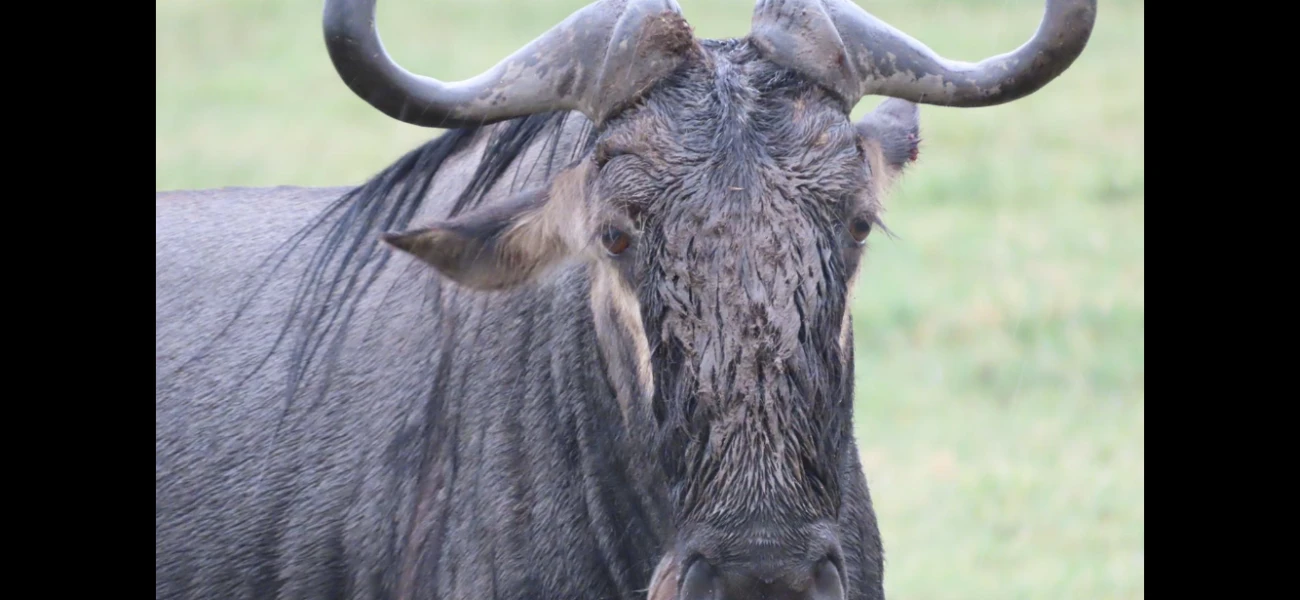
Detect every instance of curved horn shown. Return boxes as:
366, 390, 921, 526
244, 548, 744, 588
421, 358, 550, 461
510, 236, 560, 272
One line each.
324, 0, 695, 129
749, 0, 1097, 109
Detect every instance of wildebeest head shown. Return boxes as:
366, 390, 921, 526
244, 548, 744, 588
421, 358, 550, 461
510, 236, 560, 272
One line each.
325, 0, 1096, 598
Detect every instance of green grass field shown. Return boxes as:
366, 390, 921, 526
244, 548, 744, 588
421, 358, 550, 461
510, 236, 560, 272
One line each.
156, 0, 1144, 597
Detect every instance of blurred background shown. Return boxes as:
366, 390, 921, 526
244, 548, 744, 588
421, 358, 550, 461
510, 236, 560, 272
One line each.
156, 0, 1143, 597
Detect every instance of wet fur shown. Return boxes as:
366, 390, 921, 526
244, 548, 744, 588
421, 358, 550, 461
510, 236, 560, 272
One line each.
156, 38, 917, 600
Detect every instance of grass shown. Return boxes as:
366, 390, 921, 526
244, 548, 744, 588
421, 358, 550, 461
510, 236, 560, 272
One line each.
156, 0, 1145, 597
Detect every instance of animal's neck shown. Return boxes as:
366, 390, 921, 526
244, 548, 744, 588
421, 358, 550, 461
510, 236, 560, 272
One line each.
386, 264, 673, 596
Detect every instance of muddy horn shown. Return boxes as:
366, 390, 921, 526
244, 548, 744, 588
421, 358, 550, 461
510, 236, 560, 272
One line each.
324, 0, 695, 129
750, 0, 1097, 109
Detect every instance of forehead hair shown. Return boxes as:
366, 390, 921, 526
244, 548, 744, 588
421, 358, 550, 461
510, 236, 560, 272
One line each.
595, 38, 882, 222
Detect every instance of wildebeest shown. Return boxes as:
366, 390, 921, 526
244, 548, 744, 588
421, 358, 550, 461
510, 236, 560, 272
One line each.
155, 0, 1097, 598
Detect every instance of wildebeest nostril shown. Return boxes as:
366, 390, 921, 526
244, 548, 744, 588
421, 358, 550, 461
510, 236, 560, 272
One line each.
811, 557, 846, 600
679, 558, 719, 600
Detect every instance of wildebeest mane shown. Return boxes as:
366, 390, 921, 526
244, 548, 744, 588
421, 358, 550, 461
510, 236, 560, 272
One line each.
178, 109, 598, 419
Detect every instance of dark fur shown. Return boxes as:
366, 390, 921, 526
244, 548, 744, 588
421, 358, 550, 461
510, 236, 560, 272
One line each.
156, 38, 919, 600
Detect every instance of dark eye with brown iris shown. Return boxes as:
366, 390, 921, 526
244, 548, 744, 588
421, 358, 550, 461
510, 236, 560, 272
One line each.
850, 217, 873, 244
602, 226, 631, 256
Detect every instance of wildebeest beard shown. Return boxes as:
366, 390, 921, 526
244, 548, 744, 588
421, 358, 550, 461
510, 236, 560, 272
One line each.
630, 44, 859, 559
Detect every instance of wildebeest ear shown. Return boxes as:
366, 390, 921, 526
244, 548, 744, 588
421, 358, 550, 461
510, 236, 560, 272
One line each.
855, 98, 921, 183
382, 162, 594, 291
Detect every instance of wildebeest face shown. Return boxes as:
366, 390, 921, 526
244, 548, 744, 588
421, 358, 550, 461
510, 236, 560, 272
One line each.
384, 43, 922, 599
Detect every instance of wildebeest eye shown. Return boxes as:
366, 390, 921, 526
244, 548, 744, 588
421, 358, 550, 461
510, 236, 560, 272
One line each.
849, 216, 873, 244
601, 226, 632, 256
